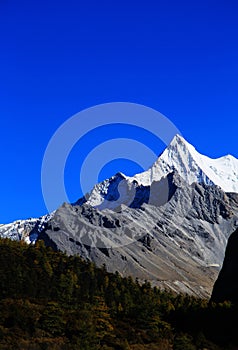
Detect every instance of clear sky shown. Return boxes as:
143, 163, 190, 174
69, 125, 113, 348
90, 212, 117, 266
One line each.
0, 0, 238, 223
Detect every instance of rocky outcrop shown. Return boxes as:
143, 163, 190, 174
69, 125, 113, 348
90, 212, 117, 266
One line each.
211, 228, 238, 303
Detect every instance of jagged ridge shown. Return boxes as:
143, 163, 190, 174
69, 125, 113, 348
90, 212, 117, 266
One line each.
79, 134, 238, 209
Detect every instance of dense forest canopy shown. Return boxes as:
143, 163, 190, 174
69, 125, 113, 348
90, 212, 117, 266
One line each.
0, 238, 237, 350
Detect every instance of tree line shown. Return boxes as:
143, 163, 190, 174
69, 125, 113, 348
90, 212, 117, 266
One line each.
0, 237, 237, 349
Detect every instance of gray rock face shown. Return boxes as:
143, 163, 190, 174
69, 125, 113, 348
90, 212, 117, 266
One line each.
40, 172, 238, 298
211, 228, 238, 303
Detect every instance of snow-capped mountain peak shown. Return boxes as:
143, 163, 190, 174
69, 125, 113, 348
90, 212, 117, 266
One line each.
131, 134, 238, 192
83, 134, 238, 208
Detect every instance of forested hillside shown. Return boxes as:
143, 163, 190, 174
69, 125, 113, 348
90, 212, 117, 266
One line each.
0, 238, 237, 350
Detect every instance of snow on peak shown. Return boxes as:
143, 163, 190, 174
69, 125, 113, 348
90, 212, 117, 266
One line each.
133, 134, 238, 193
84, 134, 238, 208
0, 213, 54, 244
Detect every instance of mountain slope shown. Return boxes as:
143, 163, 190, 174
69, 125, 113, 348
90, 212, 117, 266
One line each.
1, 134, 238, 297
41, 172, 238, 297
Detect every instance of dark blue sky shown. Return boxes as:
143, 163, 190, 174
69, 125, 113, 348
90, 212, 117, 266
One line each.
1, 0, 238, 222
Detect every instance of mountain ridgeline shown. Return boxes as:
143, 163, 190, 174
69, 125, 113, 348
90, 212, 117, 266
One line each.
1, 134, 238, 298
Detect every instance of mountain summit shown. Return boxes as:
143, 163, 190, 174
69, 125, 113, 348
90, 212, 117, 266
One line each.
79, 134, 238, 209
147, 134, 238, 192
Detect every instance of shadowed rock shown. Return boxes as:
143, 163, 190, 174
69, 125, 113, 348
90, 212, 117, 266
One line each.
211, 228, 238, 303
